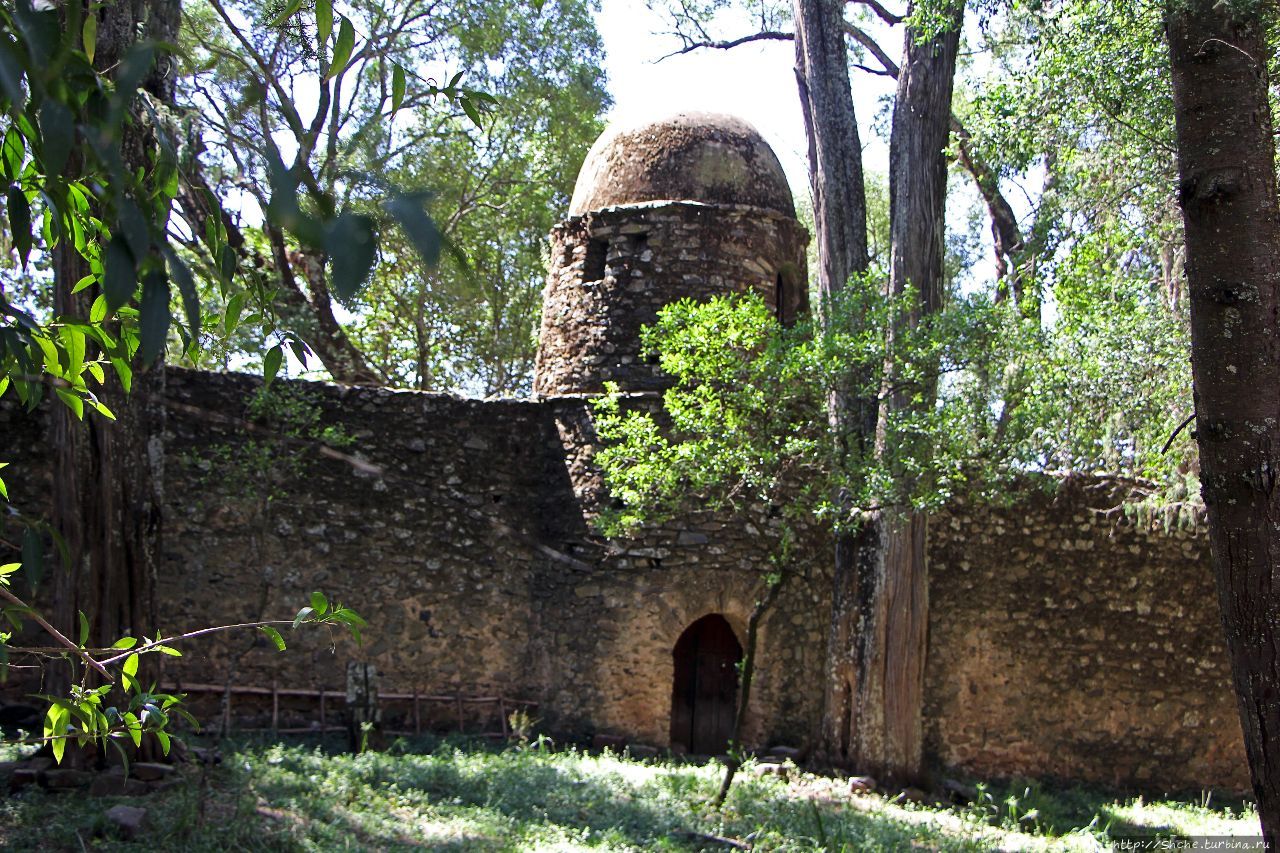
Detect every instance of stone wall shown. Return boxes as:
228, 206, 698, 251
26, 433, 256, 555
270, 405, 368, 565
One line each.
0, 371, 1248, 790
926, 479, 1248, 792
534, 201, 809, 396
155, 369, 830, 748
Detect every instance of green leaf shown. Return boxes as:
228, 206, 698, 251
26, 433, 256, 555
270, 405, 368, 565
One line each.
155, 729, 171, 756
102, 236, 137, 312
0, 39, 25, 111
259, 625, 286, 652
78, 611, 89, 648
163, 246, 201, 342
288, 337, 311, 368
111, 43, 157, 116
316, 0, 333, 45
224, 292, 247, 335
118, 197, 150, 261
150, 644, 181, 657
124, 711, 142, 747
326, 16, 356, 81
458, 95, 482, 128
1, 128, 22, 182
383, 194, 440, 267
7, 183, 31, 268
122, 653, 139, 679
33, 334, 60, 375
325, 212, 377, 301
0, 563, 20, 576
13, 2, 59, 67
60, 325, 85, 382
82, 12, 97, 64
111, 357, 132, 393
292, 606, 315, 629
138, 272, 171, 365
87, 399, 116, 421
111, 636, 138, 650
263, 344, 283, 385
39, 99, 74, 180
52, 730, 66, 764
310, 591, 329, 617
391, 64, 407, 112
267, 0, 305, 27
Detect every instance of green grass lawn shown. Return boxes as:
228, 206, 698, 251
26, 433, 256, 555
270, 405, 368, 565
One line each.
0, 736, 1261, 851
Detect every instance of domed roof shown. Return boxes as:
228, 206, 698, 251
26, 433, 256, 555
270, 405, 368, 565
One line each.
568, 112, 796, 217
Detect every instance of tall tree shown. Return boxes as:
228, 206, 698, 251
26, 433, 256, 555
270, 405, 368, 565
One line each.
662, 0, 965, 780
181, 0, 607, 393
48, 0, 181, 724
1167, 0, 1280, 839
814, 0, 963, 783
792, 0, 875, 773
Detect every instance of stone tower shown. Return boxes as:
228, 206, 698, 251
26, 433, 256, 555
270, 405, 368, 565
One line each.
533, 112, 810, 397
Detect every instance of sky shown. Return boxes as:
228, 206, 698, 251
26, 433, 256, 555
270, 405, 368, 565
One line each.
592, 1, 900, 200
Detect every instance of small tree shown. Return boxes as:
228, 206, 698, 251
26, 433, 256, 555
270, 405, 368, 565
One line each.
593, 290, 1005, 802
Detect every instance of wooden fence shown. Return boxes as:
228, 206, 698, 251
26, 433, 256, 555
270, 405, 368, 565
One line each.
161, 681, 539, 739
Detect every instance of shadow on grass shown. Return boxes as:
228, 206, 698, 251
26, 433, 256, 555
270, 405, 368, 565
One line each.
957, 775, 1257, 842
0, 737, 1258, 852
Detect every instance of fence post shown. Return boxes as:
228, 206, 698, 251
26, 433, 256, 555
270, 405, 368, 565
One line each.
346, 662, 382, 752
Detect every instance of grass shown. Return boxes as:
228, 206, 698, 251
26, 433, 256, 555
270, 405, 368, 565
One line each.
0, 735, 1261, 851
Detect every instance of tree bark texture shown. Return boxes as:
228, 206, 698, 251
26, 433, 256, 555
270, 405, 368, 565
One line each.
49, 0, 178, 727
816, 2, 963, 784
793, 0, 870, 301
792, 0, 877, 771
1167, 2, 1280, 841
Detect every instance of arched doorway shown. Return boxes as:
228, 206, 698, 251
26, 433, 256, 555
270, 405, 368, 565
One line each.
670, 614, 742, 755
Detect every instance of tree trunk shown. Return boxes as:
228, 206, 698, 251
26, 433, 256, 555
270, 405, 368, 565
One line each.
792, 0, 876, 770
48, 0, 178, 761
262, 223, 382, 385
793, 0, 869, 303
1166, 2, 1280, 841
817, 1, 963, 785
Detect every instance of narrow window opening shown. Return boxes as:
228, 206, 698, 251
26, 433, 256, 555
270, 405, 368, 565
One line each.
584, 238, 608, 282
775, 272, 788, 325
627, 233, 649, 252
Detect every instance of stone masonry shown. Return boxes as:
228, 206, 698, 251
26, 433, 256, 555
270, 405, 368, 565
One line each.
0, 112, 1248, 792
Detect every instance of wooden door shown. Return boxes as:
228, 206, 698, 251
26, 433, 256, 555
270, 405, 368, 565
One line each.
670, 614, 742, 755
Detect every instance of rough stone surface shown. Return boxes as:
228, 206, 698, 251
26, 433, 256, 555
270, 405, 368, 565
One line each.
129, 763, 173, 782
0, 370, 1250, 793
0, 113, 1249, 795
535, 204, 808, 396
569, 113, 795, 217
105, 805, 147, 839
43, 768, 92, 789
9, 768, 40, 791
90, 773, 150, 797
926, 479, 1248, 791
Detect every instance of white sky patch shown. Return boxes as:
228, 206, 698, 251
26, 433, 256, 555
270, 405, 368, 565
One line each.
594, 0, 896, 204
